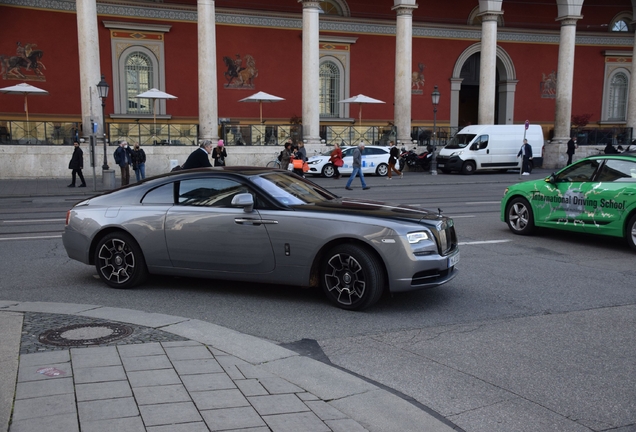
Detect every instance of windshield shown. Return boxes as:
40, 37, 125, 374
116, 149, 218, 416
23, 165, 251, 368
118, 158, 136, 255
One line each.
251, 172, 337, 206
445, 134, 476, 149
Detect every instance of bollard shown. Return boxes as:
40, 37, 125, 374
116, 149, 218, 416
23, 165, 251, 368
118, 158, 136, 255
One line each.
102, 169, 116, 189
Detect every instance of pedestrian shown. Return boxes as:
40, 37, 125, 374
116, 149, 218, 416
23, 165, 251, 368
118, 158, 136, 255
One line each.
182, 140, 213, 169
329, 142, 343, 179
293, 140, 307, 177
67, 140, 86, 187
387, 140, 403, 179
280, 140, 293, 170
603, 142, 618, 154
212, 139, 227, 166
345, 141, 370, 190
113, 140, 133, 186
566, 136, 577, 165
517, 139, 533, 175
131, 142, 146, 182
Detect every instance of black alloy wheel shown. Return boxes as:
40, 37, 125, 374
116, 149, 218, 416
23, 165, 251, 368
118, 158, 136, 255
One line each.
321, 244, 385, 311
95, 232, 148, 289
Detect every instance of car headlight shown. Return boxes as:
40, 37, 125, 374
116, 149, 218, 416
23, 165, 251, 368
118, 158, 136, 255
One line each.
308, 160, 320, 165
452, 151, 463, 157
407, 231, 430, 244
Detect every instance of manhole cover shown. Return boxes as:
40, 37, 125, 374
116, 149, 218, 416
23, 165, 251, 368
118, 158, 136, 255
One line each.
39, 323, 134, 347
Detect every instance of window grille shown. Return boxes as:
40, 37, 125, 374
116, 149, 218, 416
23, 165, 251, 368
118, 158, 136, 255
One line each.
320, 61, 340, 118
608, 72, 628, 121
126, 52, 153, 115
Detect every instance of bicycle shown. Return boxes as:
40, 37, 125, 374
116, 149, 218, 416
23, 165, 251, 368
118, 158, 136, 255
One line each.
265, 151, 282, 169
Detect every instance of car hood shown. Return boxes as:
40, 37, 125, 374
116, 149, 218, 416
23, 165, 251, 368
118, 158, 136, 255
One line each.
294, 198, 448, 225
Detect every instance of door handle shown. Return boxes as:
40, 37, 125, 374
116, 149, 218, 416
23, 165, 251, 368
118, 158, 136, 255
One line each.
234, 218, 262, 226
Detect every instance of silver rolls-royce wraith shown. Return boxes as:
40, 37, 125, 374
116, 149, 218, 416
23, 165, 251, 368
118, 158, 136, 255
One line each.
63, 167, 459, 310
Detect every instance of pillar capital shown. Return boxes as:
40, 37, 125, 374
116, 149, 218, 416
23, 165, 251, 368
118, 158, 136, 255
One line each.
478, 11, 503, 22
556, 15, 583, 26
392, 3, 418, 15
298, 0, 323, 10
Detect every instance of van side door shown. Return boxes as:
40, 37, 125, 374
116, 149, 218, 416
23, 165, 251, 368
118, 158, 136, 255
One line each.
470, 135, 491, 168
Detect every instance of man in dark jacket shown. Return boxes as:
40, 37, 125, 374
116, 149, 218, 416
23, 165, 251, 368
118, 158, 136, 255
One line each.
113, 141, 133, 186
68, 140, 86, 187
345, 141, 370, 190
517, 139, 533, 175
566, 136, 577, 165
182, 140, 213, 169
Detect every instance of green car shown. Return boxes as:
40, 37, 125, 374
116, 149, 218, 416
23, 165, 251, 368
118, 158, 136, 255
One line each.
501, 153, 636, 251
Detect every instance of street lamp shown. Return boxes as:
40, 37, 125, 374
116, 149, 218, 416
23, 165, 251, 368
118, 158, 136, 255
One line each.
430, 85, 440, 175
96, 74, 110, 170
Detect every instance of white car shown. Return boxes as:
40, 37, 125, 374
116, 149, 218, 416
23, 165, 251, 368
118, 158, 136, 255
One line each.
306, 145, 391, 178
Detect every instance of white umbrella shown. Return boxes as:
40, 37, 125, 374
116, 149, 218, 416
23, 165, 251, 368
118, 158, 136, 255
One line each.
238, 91, 285, 124
0, 83, 49, 142
339, 94, 385, 130
136, 88, 177, 138
0, 83, 49, 123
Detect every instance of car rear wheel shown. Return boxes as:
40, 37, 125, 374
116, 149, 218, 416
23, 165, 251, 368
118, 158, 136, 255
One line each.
626, 214, 636, 252
376, 163, 388, 177
506, 197, 535, 235
321, 244, 385, 311
322, 164, 335, 178
95, 231, 148, 289
461, 161, 476, 175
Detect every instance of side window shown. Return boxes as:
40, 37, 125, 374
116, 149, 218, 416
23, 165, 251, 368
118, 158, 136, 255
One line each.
556, 160, 600, 182
342, 148, 354, 157
178, 178, 250, 207
478, 135, 489, 149
597, 160, 636, 182
142, 183, 175, 205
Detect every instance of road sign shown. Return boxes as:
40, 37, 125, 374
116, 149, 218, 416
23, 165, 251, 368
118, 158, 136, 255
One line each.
524, 120, 530, 130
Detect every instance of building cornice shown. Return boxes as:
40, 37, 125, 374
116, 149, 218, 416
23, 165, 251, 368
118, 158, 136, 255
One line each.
0, 0, 632, 47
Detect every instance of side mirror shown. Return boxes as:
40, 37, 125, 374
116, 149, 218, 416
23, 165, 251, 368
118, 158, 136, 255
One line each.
470, 143, 479, 151
545, 174, 556, 184
231, 193, 254, 213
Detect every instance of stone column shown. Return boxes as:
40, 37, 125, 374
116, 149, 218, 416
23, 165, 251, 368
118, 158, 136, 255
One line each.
626, 20, 636, 134
552, 16, 581, 143
450, 78, 463, 130
198, 0, 219, 141
392, 2, 417, 144
478, 12, 501, 125
75, 0, 103, 144
299, 0, 322, 145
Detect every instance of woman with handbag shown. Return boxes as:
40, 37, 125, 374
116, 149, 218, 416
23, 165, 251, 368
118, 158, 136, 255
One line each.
329, 142, 343, 179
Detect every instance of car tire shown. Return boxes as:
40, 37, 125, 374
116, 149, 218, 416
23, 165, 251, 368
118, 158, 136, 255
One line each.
321, 244, 385, 311
94, 231, 148, 289
322, 164, 335, 178
376, 163, 389, 177
626, 214, 636, 252
506, 197, 535, 235
461, 161, 476, 175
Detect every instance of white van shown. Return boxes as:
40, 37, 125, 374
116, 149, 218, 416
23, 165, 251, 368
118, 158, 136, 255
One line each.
436, 124, 544, 174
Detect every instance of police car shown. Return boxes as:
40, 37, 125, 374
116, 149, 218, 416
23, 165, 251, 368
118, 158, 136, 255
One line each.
501, 153, 636, 251
306, 145, 390, 178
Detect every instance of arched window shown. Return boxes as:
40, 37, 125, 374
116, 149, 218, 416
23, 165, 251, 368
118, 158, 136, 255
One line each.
320, 61, 340, 118
125, 52, 153, 115
608, 72, 628, 121
610, 12, 632, 32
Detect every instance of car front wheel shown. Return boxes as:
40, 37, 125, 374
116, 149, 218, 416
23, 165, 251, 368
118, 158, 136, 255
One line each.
376, 163, 388, 176
626, 214, 636, 252
506, 197, 535, 235
322, 164, 335, 178
321, 244, 385, 311
95, 231, 148, 289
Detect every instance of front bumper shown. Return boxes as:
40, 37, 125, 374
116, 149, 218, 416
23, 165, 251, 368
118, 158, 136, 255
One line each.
435, 155, 463, 171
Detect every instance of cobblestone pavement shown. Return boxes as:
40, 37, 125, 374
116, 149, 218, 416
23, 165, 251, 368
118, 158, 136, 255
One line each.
1, 302, 458, 432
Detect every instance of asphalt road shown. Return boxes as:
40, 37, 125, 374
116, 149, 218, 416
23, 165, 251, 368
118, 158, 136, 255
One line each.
0, 171, 634, 432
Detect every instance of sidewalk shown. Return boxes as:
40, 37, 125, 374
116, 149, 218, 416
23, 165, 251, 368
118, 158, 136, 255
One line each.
0, 301, 458, 432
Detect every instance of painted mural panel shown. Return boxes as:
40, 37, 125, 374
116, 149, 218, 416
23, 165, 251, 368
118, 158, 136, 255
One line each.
0, 42, 46, 81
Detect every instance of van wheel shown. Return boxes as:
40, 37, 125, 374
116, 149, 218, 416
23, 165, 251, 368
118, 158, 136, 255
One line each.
461, 161, 476, 175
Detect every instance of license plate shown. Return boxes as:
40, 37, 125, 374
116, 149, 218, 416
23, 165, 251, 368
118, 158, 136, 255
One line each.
437, 163, 444, 168
448, 252, 460, 267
